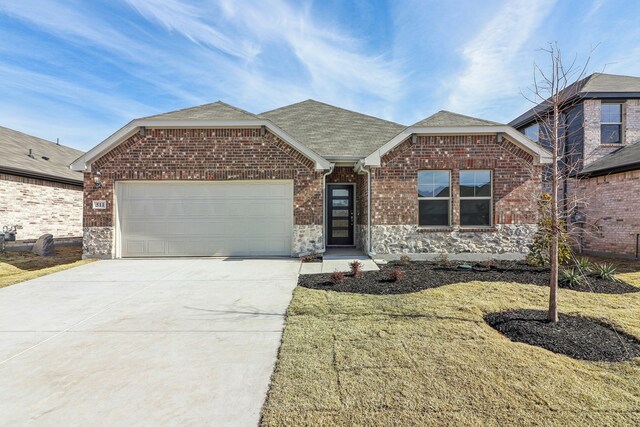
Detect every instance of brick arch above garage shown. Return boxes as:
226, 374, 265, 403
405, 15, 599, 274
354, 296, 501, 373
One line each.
83, 127, 324, 228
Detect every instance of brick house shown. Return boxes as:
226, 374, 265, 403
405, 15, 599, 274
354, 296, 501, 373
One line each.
510, 73, 640, 257
573, 142, 640, 258
0, 126, 84, 241
71, 100, 550, 259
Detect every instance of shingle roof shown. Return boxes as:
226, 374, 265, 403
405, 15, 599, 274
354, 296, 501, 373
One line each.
577, 141, 640, 177
0, 126, 84, 184
142, 101, 259, 121
259, 100, 406, 157
510, 73, 640, 129
412, 111, 500, 127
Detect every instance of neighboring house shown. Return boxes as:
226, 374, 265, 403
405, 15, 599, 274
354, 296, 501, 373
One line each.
0, 126, 84, 240
71, 100, 550, 260
510, 73, 640, 257
573, 142, 640, 258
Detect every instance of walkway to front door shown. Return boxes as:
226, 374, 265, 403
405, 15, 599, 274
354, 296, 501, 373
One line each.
327, 184, 355, 246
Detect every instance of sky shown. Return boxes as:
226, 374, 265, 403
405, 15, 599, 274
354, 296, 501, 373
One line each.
1, 0, 639, 151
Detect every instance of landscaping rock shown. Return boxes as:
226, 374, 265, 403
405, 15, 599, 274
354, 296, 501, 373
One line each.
32, 234, 55, 256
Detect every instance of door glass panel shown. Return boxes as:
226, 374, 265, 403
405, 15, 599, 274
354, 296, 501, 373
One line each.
332, 230, 349, 237
332, 189, 349, 197
332, 219, 349, 227
333, 209, 348, 217
332, 199, 349, 207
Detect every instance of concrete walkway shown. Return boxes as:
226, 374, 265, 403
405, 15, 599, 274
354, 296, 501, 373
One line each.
299, 249, 380, 275
0, 258, 300, 426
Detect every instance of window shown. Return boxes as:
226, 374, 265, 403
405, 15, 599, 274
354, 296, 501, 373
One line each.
460, 170, 492, 226
601, 103, 622, 144
523, 123, 539, 142
418, 171, 450, 226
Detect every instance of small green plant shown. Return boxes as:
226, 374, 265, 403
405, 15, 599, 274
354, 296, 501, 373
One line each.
526, 194, 572, 266
389, 268, 405, 282
349, 260, 364, 277
560, 267, 585, 287
594, 263, 619, 282
574, 257, 593, 273
398, 255, 411, 266
435, 253, 453, 267
329, 271, 345, 284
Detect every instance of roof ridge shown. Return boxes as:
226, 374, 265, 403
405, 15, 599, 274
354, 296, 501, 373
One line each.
141, 100, 258, 120
434, 110, 501, 124
261, 99, 405, 127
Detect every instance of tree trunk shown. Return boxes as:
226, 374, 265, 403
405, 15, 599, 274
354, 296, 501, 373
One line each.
549, 87, 560, 323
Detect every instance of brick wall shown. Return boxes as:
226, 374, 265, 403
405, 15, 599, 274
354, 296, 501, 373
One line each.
0, 173, 83, 239
371, 135, 541, 226
84, 128, 324, 228
573, 170, 640, 257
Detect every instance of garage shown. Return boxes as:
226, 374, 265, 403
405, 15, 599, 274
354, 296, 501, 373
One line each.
115, 181, 293, 257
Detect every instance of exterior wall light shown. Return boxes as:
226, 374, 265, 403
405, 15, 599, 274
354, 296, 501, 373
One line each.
93, 170, 102, 188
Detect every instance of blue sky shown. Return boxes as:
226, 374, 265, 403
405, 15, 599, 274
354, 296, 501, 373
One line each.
1, 0, 639, 151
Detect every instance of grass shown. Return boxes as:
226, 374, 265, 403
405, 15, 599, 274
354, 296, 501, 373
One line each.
262, 271, 640, 426
0, 246, 93, 288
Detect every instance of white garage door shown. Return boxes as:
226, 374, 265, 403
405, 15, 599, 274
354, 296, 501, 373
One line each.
116, 181, 293, 257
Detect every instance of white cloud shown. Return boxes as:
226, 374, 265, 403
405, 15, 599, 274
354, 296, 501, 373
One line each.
445, 0, 556, 116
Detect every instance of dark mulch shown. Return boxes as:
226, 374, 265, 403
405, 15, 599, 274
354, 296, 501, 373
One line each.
484, 309, 640, 362
298, 261, 640, 295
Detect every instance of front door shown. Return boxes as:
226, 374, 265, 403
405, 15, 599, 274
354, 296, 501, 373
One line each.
327, 184, 354, 246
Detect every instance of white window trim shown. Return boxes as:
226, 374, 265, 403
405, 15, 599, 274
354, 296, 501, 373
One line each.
417, 170, 451, 227
524, 123, 540, 142
600, 103, 624, 144
459, 170, 493, 228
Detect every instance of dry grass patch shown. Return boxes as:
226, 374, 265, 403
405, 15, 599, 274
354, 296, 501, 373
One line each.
262, 278, 640, 426
0, 246, 92, 288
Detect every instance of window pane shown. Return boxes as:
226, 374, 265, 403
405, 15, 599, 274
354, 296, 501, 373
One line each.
332, 230, 348, 237
418, 171, 450, 198
332, 189, 349, 197
332, 219, 349, 227
460, 200, 491, 226
332, 199, 349, 207
460, 171, 491, 197
601, 104, 621, 123
419, 200, 449, 226
601, 124, 621, 144
332, 209, 348, 217
524, 123, 539, 142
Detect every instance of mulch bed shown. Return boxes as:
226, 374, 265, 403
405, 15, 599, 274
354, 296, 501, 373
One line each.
484, 309, 640, 362
298, 261, 640, 295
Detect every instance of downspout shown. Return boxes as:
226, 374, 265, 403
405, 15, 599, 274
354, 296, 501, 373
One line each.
322, 164, 335, 251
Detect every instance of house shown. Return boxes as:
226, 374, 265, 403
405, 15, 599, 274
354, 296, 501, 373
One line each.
573, 141, 640, 258
70, 100, 551, 260
0, 126, 84, 241
510, 72, 640, 257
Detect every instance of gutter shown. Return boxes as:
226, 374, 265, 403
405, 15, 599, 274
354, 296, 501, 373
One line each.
354, 160, 373, 256
573, 161, 640, 179
322, 164, 335, 251
0, 166, 83, 187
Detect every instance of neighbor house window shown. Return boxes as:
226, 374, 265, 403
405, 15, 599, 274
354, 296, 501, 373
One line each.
418, 171, 450, 226
523, 123, 539, 142
460, 170, 492, 227
601, 103, 622, 144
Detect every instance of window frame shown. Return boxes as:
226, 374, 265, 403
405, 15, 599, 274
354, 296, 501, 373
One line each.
459, 169, 493, 228
417, 170, 451, 227
600, 102, 623, 144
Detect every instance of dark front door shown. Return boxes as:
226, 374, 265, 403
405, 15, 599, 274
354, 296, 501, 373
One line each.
327, 184, 354, 246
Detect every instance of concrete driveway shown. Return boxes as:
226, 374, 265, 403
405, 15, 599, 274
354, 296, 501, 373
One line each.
0, 258, 300, 426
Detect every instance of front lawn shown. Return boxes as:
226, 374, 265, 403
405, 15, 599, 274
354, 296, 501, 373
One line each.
0, 246, 92, 288
262, 268, 640, 426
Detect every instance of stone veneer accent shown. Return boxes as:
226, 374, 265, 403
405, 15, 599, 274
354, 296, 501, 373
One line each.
371, 224, 537, 258
83, 226, 113, 259
293, 224, 323, 256
0, 173, 83, 240
355, 224, 368, 252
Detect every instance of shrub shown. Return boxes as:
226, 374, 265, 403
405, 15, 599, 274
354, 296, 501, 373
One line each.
594, 263, 619, 282
435, 253, 453, 267
349, 260, 364, 277
526, 194, 572, 266
560, 267, 584, 287
398, 255, 411, 266
389, 268, 405, 282
329, 271, 345, 284
300, 253, 321, 263
574, 257, 593, 274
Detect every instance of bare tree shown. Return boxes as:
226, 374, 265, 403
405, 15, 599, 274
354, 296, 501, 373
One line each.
523, 43, 592, 322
